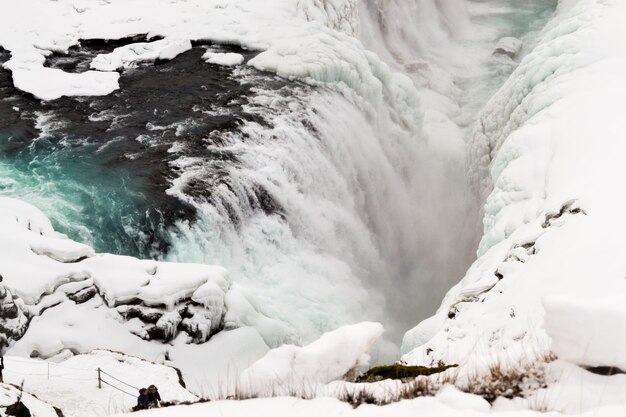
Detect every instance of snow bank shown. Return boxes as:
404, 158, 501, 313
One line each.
544, 295, 626, 370
239, 322, 383, 395
528, 360, 626, 414
403, 0, 626, 370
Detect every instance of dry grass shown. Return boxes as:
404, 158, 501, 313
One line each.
337, 352, 557, 407
127, 353, 558, 412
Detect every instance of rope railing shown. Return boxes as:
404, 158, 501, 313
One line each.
100, 379, 137, 398
100, 370, 140, 391
5, 357, 144, 398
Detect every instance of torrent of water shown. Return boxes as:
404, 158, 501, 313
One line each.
0, 0, 559, 349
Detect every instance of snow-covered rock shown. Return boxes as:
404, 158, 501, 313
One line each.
0, 278, 29, 351
0, 198, 230, 323
493, 37, 523, 59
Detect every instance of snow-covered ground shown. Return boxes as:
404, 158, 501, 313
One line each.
3, 351, 196, 417
109, 383, 626, 417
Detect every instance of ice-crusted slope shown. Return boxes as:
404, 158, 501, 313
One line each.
403, 0, 626, 370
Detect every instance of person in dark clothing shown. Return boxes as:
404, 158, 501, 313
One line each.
147, 385, 161, 408
0, 355, 4, 383
136, 388, 150, 410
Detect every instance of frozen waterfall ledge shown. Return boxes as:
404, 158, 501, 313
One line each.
402, 0, 626, 370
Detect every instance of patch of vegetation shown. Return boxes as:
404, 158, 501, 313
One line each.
356, 362, 458, 383
461, 353, 556, 404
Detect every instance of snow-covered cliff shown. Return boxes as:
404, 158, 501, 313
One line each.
403, 0, 626, 373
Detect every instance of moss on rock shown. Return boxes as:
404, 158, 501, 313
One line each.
356, 363, 457, 383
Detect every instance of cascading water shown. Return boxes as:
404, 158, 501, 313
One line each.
0, 0, 560, 352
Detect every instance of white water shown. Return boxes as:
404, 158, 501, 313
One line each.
164, 0, 558, 349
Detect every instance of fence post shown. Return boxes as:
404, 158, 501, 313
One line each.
98, 368, 102, 389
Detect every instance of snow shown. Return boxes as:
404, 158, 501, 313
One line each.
91, 38, 192, 71
0, 383, 60, 417
532, 360, 626, 414
202, 51, 244, 66
543, 295, 626, 370
403, 0, 626, 375
9, 66, 120, 101
0, 197, 230, 310
239, 323, 383, 395
3, 351, 197, 417
110, 394, 626, 417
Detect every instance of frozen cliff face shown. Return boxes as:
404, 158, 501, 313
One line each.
403, 0, 626, 370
